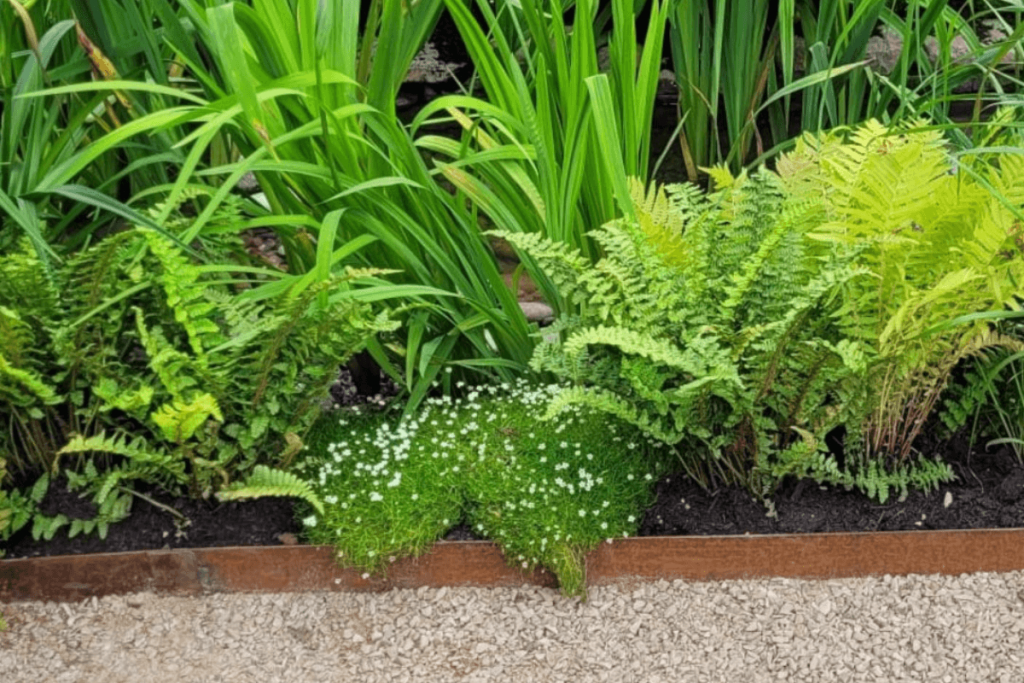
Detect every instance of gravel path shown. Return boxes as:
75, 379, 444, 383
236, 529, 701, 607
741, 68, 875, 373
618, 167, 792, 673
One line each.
3, 571, 1024, 682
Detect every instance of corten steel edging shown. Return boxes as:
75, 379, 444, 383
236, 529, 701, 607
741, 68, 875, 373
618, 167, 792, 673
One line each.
584, 529, 1024, 584
4, 528, 1024, 603
0, 543, 557, 603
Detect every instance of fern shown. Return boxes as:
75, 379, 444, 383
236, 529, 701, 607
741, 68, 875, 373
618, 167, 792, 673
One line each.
216, 465, 325, 514
150, 393, 223, 444
0, 188, 396, 534
937, 366, 988, 437
57, 432, 188, 487
512, 120, 1020, 503
0, 247, 66, 474
780, 119, 1024, 465
1, 458, 36, 551
511, 162, 862, 496
629, 177, 691, 269
23, 189, 399, 504
142, 228, 226, 356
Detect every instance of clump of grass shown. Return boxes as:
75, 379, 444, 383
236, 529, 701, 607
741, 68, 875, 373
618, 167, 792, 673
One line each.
296, 381, 666, 596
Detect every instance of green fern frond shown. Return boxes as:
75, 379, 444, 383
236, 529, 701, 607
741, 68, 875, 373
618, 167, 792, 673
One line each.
142, 229, 225, 356
216, 465, 324, 514
57, 432, 186, 481
542, 386, 688, 445
0, 352, 61, 406
562, 325, 730, 380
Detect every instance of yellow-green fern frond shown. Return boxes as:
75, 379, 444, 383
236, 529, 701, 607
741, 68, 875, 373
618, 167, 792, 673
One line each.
628, 177, 689, 269
151, 393, 223, 444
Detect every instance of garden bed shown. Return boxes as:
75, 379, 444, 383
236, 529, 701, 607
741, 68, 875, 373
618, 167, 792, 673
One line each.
5, 429, 1024, 602
4, 429, 1023, 560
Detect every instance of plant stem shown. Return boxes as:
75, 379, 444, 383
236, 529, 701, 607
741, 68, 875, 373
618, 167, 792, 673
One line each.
117, 486, 190, 525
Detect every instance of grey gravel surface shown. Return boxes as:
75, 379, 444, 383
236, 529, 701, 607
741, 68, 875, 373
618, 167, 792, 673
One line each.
3, 572, 1024, 682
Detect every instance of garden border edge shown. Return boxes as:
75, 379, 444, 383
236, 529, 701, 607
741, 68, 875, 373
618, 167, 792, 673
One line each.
4, 528, 1024, 603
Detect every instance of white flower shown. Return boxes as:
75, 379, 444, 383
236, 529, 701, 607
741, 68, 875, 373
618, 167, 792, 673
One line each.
302, 515, 317, 528
578, 509, 586, 518
411, 493, 419, 501
325, 495, 339, 505
369, 492, 384, 502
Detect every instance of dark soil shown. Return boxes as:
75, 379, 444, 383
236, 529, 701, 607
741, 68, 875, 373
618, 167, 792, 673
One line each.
639, 432, 1024, 537
7, 423, 1024, 560
2, 486, 302, 560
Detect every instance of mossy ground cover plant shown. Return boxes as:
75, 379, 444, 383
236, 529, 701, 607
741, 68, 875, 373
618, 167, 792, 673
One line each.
297, 380, 667, 597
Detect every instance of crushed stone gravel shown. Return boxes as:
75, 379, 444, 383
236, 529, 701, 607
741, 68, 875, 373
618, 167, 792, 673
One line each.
3, 571, 1024, 682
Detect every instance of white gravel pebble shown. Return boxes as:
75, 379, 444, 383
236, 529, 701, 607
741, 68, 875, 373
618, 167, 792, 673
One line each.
3, 571, 1024, 682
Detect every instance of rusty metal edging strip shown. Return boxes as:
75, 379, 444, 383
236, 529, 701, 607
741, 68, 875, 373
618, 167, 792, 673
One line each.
3, 529, 1024, 603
